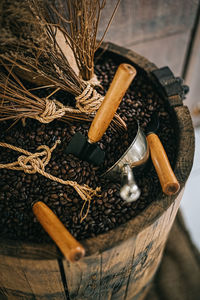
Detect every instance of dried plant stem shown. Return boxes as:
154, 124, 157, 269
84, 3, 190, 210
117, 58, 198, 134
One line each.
0, 64, 125, 131
0, 63, 92, 123
28, 0, 121, 80
0, 1, 125, 129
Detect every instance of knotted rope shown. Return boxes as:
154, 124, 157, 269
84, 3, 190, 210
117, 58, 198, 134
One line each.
0, 141, 101, 221
34, 83, 103, 124
34, 99, 82, 124
75, 84, 104, 114
82, 73, 102, 87
35, 99, 66, 123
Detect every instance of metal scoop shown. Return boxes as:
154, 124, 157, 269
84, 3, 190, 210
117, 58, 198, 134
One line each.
104, 121, 149, 202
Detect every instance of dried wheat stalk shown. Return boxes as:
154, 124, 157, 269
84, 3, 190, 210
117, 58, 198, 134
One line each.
29, 0, 121, 81
0, 0, 126, 130
0, 61, 93, 124
1, 1, 96, 101
0, 62, 125, 132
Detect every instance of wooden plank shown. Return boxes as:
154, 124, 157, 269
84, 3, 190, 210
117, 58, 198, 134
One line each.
19, 258, 67, 300
63, 235, 150, 300
0, 239, 58, 259
128, 32, 191, 75
0, 254, 35, 299
62, 190, 184, 300
125, 189, 183, 300
0, 254, 66, 299
63, 254, 101, 300
98, 237, 137, 300
98, 0, 197, 46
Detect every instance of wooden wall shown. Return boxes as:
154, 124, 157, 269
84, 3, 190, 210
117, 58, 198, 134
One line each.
98, 0, 200, 126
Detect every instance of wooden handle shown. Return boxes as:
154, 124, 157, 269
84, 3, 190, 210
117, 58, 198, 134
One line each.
88, 63, 137, 143
147, 133, 180, 195
32, 201, 85, 262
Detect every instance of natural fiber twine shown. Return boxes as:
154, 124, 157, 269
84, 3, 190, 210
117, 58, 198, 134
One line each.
34, 84, 103, 124
0, 83, 104, 221
0, 141, 101, 222
35, 99, 71, 123
75, 83, 104, 113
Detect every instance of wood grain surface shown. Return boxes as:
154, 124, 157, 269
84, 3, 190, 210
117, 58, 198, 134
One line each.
147, 133, 180, 195
88, 63, 136, 143
63, 190, 183, 300
0, 255, 67, 299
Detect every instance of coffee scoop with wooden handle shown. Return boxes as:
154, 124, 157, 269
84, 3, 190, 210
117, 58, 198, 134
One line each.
103, 120, 149, 202
32, 201, 85, 262
65, 63, 137, 165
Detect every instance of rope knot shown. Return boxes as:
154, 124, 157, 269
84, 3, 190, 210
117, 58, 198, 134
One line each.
0, 140, 100, 221
17, 155, 42, 174
17, 143, 57, 174
75, 84, 104, 114
17, 142, 60, 174
36, 99, 66, 123
33, 85, 104, 123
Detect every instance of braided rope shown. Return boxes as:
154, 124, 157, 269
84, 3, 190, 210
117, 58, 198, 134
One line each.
35, 99, 81, 124
34, 84, 104, 124
0, 141, 101, 221
75, 84, 104, 114
82, 73, 101, 87
35, 99, 65, 123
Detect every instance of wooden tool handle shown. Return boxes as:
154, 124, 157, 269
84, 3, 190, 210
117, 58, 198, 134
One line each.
147, 133, 180, 195
88, 63, 137, 143
32, 201, 85, 262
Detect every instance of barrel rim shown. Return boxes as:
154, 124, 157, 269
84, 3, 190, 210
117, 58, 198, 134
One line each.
0, 42, 195, 259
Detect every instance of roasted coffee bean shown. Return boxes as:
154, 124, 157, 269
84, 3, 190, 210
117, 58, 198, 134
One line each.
97, 199, 103, 205
50, 194, 58, 200
70, 161, 76, 168
0, 55, 176, 242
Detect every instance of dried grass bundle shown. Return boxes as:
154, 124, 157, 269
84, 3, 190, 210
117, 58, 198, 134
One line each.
1, 2, 105, 112
0, 1, 96, 102
29, 0, 121, 81
0, 61, 93, 124
0, 62, 125, 132
0, 31, 106, 122
0, 0, 125, 129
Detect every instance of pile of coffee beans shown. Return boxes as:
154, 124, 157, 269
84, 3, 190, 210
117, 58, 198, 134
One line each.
0, 54, 176, 243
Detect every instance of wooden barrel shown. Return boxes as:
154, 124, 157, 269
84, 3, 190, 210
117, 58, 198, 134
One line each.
0, 42, 194, 300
